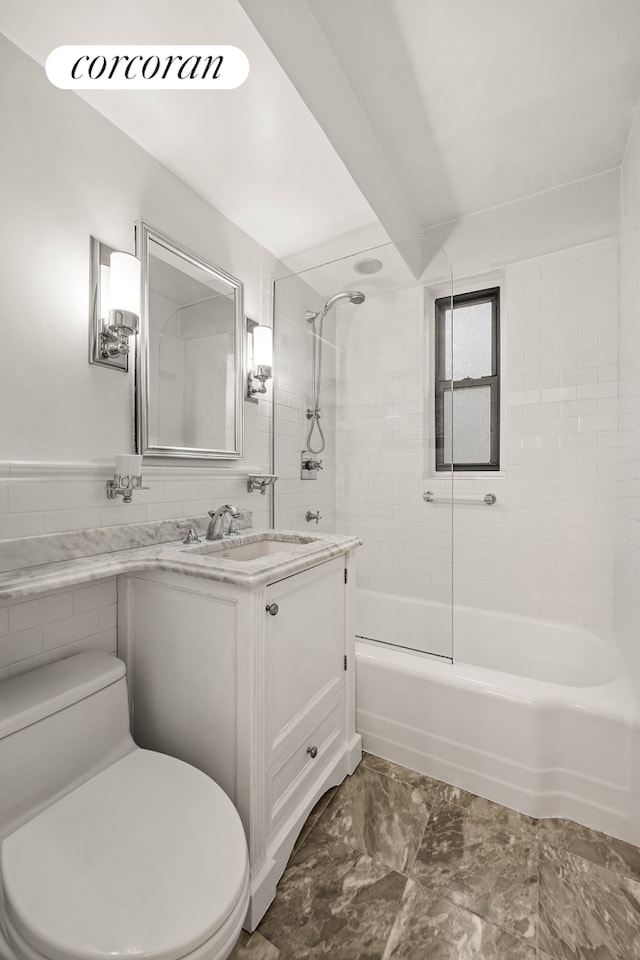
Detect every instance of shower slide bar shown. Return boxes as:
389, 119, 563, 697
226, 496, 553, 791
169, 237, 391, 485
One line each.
423, 491, 497, 506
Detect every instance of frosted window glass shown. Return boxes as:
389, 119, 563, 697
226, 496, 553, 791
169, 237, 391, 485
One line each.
444, 302, 492, 380
443, 386, 492, 464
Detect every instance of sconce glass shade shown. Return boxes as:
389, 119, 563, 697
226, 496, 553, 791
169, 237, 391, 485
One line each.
252, 324, 272, 372
108, 252, 141, 332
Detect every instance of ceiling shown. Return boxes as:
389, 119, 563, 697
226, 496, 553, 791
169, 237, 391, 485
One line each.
2, 0, 640, 265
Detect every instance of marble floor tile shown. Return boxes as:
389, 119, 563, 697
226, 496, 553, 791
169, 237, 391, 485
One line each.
382, 878, 535, 960
249, 756, 640, 960
315, 762, 433, 873
258, 826, 407, 959
360, 753, 478, 808
539, 816, 640, 883
293, 785, 339, 854
410, 795, 538, 944
228, 930, 282, 959
538, 840, 640, 960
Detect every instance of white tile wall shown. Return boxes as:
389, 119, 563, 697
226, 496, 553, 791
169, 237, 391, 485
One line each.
0, 579, 118, 681
616, 105, 640, 689
334, 240, 619, 634
452, 238, 619, 632
273, 273, 337, 533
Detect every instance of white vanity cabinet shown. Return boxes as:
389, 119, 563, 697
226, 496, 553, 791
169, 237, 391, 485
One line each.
118, 551, 361, 929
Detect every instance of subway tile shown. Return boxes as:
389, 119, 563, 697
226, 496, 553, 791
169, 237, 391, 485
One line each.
43, 508, 103, 534
9, 593, 73, 633
145, 501, 185, 522
541, 386, 577, 403
578, 414, 618, 433
0, 513, 46, 539
599, 364, 619, 382
578, 381, 618, 400
73, 629, 118, 656
43, 611, 101, 650
7, 647, 71, 678
0, 627, 44, 668
73, 579, 117, 614
99, 505, 148, 526
509, 390, 541, 406
8, 481, 105, 514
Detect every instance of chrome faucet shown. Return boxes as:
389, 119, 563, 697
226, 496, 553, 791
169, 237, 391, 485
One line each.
206, 504, 241, 541
176, 521, 201, 544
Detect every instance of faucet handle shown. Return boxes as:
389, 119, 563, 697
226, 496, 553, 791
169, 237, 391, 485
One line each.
176, 521, 201, 544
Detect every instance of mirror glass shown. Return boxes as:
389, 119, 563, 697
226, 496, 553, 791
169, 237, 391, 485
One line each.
136, 223, 244, 459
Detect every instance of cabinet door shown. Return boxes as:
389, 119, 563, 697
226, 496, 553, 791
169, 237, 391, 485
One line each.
264, 558, 345, 761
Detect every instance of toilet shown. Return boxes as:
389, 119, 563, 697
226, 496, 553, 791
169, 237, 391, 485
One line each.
0, 651, 250, 960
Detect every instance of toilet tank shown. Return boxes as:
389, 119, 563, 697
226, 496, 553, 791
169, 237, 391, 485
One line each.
0, 652, 135, 837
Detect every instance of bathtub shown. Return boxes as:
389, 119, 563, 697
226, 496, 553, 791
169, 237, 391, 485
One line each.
355, 590, 640, 845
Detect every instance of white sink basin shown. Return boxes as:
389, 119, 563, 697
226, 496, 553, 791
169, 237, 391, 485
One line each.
184, 535, 318, 561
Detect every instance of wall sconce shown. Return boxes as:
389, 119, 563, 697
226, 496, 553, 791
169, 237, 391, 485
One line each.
89, 236, 141, 371
106, 455, 148, 503
246, 318, 273, 401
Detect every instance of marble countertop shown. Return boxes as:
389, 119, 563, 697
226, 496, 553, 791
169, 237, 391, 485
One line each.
0, 529, 362, 601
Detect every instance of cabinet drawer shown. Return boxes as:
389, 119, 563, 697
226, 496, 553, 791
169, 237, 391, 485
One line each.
266, 694, 344, 838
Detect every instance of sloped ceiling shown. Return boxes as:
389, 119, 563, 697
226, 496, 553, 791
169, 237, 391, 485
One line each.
2, 0, 640, 265
0, 0, 376, 258
239, 0, 640, 242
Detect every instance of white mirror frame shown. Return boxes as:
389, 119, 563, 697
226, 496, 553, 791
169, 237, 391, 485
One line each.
135, 221, 244, 460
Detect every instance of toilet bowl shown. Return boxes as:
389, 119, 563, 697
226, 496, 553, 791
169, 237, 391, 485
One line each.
0, 652, 249, 960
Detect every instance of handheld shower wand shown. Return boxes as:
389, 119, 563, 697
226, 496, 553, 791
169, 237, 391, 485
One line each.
306, 291, 365, 455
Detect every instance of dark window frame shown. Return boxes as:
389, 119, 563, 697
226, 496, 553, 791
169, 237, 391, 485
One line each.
434, 287, 500, 472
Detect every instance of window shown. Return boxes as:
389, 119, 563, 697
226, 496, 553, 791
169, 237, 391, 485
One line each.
434, 287, 500, 471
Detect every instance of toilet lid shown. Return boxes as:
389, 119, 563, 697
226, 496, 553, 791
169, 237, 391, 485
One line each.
0, 749, 249, 960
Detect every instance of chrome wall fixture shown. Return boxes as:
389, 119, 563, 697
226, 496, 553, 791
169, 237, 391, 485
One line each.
106, 455, 148, 503
89, 236, 141, 371
423, 491, 497, 505
301, 450, 323, 480
246, 318, 273, 400
247, 474, 278, 495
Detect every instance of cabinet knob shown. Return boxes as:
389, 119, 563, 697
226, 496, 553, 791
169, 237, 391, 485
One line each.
266, 603, 279, 616
307, 745, 318, 759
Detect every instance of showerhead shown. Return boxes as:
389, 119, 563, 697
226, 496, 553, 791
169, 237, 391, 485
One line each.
305, 291, 366, 325
323, 290, 366, 313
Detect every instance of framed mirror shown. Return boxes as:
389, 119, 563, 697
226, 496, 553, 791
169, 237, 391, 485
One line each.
136, 222, 244, 459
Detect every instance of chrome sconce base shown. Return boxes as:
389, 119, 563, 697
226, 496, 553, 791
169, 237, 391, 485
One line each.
106, 474, 148, 503
99, 310, 140, 360
246, 365, 272, 401
89, 236, 141, 372
246, 318, 273, 402
247, 474, 278, 495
